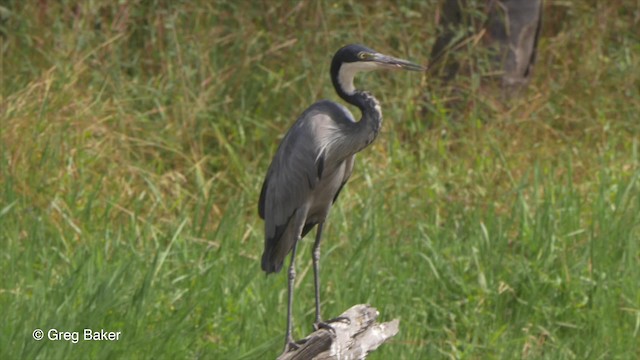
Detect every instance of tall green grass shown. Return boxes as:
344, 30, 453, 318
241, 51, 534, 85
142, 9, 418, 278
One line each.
1, 1, 639, 359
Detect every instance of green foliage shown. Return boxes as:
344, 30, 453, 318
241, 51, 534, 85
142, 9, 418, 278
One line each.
1, 1, 639, 359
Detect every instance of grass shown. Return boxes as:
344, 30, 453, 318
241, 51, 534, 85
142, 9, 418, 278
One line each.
1, 1, 639, 359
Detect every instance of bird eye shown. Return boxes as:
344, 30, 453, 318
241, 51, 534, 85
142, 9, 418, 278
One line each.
358, 52, 367, 59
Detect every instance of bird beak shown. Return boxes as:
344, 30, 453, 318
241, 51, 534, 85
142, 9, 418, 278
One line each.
371, 53, 425, 72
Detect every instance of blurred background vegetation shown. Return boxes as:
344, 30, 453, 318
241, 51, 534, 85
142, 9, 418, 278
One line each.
1, 1, 639, 359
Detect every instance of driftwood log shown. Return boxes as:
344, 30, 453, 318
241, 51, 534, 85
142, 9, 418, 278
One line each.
277, 304, 399, 360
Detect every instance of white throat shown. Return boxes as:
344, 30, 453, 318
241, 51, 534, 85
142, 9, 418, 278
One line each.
337, 62, 380, 95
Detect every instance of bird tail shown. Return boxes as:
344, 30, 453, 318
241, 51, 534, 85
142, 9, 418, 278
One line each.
261, 220, 318, 275
261, 249, 283, 274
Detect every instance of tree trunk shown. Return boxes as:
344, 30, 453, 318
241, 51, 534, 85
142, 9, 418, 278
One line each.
277, 304, 399, 360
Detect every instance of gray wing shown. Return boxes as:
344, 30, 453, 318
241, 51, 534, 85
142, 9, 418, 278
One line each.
332, 155, 354, 204
259, 104, 349, 273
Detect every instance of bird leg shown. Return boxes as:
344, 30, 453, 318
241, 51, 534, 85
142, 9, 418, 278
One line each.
312, 223, 325, 329
311, 223, 351, 333
283, 238, 300, 354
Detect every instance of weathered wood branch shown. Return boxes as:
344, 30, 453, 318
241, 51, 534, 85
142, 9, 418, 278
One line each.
277, 304, 399, 360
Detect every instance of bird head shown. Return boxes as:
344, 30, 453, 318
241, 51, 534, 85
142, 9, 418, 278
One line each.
330, 44, 424, 97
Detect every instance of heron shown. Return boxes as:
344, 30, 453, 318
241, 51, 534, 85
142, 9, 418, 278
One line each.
258, 44, 423, 352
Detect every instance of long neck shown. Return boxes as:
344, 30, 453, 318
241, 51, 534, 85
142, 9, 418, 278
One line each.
342, 90, 382, 153
332, 74, 383, 156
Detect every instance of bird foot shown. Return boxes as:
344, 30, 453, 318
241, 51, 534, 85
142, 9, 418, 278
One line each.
281, 339, 300, 356
313, 316, 350, 332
